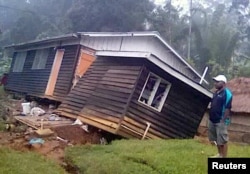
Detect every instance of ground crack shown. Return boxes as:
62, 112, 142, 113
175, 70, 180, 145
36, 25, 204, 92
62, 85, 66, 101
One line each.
61, 160, 80, 174
125, 156, 159, 173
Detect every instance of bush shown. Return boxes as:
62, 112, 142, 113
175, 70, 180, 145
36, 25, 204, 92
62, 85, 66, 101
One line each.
0, 57, 11, 76
0, 86, 8, 121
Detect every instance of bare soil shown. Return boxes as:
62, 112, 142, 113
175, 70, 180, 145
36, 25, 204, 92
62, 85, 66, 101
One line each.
0, 125, 103, 164
0, 95, 119, 173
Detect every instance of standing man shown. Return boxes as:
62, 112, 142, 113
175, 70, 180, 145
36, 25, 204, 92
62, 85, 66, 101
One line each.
209, 75, 233, 158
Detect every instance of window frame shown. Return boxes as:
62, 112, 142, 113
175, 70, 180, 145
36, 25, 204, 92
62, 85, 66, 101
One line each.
32, 48, 49, 69
138, 72, 171, 112
12, 51, 27, 72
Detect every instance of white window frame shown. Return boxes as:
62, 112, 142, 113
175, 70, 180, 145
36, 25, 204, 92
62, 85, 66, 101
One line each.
12, 51, 27, 72
138, 72, 171, 112
32, 48, 49, 69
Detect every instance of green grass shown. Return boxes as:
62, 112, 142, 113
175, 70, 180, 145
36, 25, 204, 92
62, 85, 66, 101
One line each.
0, 86, 7, 130
65, 139, 250, 174
0, 86, 5, 97
0, 147, 67, 174
0, 121, 5, 131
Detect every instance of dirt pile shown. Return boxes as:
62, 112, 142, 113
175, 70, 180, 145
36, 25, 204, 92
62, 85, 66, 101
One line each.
52, 125, 102, 145
0, 95, 120, 168
0, 125, 104, 164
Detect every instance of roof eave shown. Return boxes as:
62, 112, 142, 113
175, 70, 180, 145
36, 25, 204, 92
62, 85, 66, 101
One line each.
79, 31, 208, 84
95, 50, 212, 98
4, 33, 79, 49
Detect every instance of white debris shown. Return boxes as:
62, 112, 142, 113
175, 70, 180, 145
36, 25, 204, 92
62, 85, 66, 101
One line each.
72, 118, 83, 125
30, 107, 45, 116
81, 124, 89, 132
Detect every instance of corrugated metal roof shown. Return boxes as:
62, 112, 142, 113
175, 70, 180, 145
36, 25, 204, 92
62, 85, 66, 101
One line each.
4, 33, 79, 48
6, 31, 205, 83
227, 77, 250, 113
5, 31, 212, 98
79, 31, 206, 83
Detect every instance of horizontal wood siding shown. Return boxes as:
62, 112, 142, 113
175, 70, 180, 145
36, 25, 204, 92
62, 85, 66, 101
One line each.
125, 62, 211, 139
58, 57, 142, 124
5, 48, 55, 96
53, 45, 79, 99
57, 65, 101, 118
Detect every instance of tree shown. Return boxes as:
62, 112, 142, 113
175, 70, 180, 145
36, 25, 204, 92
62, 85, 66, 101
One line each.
66, 0, 155, 32
173, 2, 240, 86
148, 0, 184, 45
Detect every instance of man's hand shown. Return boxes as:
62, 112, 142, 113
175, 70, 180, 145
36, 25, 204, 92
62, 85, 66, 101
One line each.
221, 109, 231, 125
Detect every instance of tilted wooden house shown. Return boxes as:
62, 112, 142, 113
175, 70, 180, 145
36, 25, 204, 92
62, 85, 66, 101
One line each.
5, 31, 212, 139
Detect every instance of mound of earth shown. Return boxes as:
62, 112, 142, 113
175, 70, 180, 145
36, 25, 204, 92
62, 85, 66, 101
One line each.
52, 125, 102, 145
0, 125, 104, 164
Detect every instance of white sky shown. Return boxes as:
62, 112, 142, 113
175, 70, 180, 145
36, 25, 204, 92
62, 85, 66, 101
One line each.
154, 0, 189, 8
154, 0, 190, 14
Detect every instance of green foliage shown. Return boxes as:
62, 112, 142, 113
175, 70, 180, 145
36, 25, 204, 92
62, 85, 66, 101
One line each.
0, 147, 66, 174
66, 0, 155, 32
239, 65, 250, 77
65, 139, 250, 174
148, 2, 183, 45
0, 57, 11, 75
175, 2, 241, 86
1, 0, 250, 81
0, 86, 8, 122
0, 122, 5, 131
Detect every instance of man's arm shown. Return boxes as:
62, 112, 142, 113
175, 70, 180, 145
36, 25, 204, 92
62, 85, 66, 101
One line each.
223, 109, 230, 120
222, 90, 233, 122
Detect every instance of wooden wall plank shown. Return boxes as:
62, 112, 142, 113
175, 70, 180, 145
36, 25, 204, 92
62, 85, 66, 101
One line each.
58, 57, 142, 129
53, 45, 79, 99
125, 63, 211, 139
6, 45, 79, 101
6, 49, 55, 96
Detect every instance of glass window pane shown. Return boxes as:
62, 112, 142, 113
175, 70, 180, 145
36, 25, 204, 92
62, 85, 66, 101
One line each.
138, 72, 171, 112
140, 74, 155, 104
151, 81, 168, 109
32, 49, 49, 69
13, 52, 26, 72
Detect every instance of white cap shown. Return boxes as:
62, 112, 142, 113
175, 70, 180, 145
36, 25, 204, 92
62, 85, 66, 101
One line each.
213, 75, 227, 83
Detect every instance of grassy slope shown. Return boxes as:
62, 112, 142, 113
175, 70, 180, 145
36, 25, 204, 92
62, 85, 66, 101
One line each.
65, 139, 250, 174
0, 147, 66, 174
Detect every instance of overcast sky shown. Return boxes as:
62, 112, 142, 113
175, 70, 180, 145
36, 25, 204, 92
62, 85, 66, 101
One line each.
154, 0, 189, 8
154, 0, 190, 14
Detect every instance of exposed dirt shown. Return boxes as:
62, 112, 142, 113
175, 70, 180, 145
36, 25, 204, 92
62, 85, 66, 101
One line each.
0, 95, 120, 174
0, 125, 103, 165
52, 125, 102, 145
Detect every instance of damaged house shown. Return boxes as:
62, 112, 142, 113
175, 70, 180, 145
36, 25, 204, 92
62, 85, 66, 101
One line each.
5, 31, 212, 139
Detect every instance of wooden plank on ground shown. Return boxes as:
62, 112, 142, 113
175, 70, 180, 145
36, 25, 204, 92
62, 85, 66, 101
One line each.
76, 115, 118, 134
78, 113, 119, 129
14, 115, 74, 129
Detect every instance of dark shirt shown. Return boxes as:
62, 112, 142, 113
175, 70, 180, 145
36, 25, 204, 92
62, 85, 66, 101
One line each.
209, 88, 233, 123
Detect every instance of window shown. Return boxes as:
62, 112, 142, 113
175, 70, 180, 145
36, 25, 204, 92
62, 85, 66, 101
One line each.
32, 49, 49, 69
13, 51, 27, 72
139, 73, 171, 112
